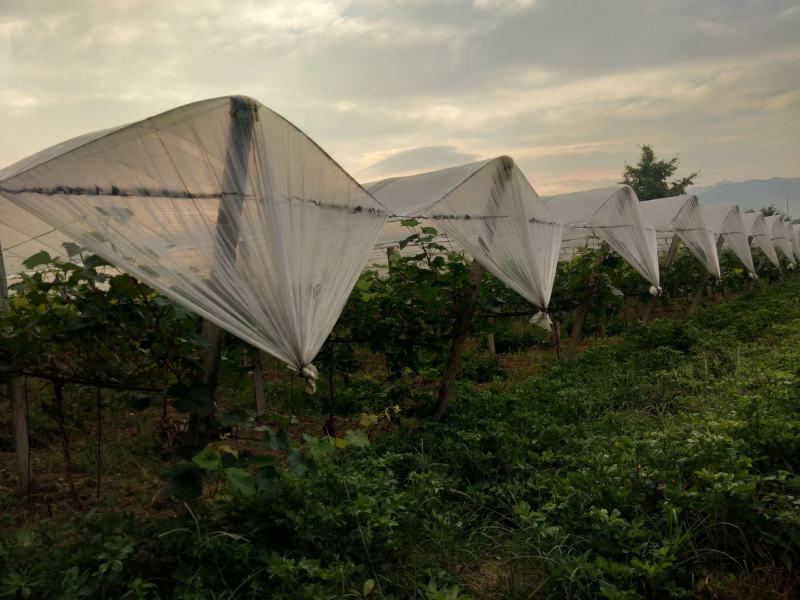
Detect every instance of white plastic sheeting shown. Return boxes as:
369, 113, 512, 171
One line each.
541, 186, 660, 289
701, 204, 755, 275
740, 212, 780, 267
639, 195, 720, 277
783, 221, 795, 261
764, 215, 796, 265
365, 157, 564, 313
0, 96, 389, 389
794, 225, 800, 261
782, 219, 797, 265
0, 202, 78, 278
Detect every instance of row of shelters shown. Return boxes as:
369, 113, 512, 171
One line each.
1, 97, 796, 387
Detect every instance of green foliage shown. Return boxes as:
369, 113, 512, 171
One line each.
549, 246, 642, 335
460, 350, 505, 383
3, 252, 800, 598
0, 246, 202, 387
163, 425, 371, 502
759, 204, 784, 217
335, 221, 476, 377
621, 144, 698, 200
491, 324, 548, 354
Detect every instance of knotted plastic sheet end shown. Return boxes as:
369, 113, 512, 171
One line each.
529, 311, 552, 331
289, 363, 319, 394
648, 285, 662, 297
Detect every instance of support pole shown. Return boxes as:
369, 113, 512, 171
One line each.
433, 261, 485, 421
487, 317, 496, 359
434, 156, 511, 418
747, 235, 759, 290
189, 97, 257, 444
566, 295, 592, 360
565, 250, 606, 359
642, 235, 680, 324
689, 277, 710, 314
251, 349, 267, 416
0, 241, 31, 493
689, 235, 725, 314
552, 316, 562, 360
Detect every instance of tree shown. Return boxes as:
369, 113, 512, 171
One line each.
759, 205, 783, 217
620, 145, 698, 200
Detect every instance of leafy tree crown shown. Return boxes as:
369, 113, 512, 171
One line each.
620, 144, 698, 200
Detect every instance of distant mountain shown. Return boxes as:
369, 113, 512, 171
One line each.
691, 177, 800, 215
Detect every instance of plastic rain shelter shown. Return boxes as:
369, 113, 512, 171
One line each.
364, 157, 564, 322
740, 212, 781, 268
540, 186, 660, 291
701, 204, 756, 275
639, 194, 720, 277
0, 202, 78, 279
0, 96, 390, 391
794, 224, 800, 261
763, 215, 796, 266
784, 219, 800, 262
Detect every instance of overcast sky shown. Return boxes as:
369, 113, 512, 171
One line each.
0, 0, 798, 194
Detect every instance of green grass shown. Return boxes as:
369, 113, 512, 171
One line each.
2, 278, 800, 598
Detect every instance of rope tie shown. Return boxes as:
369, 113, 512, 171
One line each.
289, 363, 319, 394
529, 310, 552, 330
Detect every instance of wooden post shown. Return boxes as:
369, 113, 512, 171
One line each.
623, 297, 628, 331
642, 235, 680, 324
689, 235, 725, 313
487, 317, 496, 358
566, 295, 592, 359
0, 242, 31, 493
566, 250, 606, 359
748, 234, 762, 289
251, 349, 267, 416
689, 275, 712, 314
433, 261, 485, 421
552, 316, 562, 360
189, 97, 257, 444
52, 380, 78, 507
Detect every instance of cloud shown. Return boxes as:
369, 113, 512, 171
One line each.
780, 4, 800, 17
473, 0, 535, 13
359, 145, 481, 179
0, 0, 797, 195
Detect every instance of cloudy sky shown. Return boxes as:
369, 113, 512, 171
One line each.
0, 0, 798, 194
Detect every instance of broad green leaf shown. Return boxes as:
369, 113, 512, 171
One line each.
264, 427, 291, 451
225, 467, 256, 497
22, 250, 52, 269
192, 447, 222, 471
256, 475, 280, 498
251, 455, 278, 469
302, 434, 334, 460
61, 241, 82, 257
344, 430, 370, 448
287, 450, 312, 476
359, 413, 379, 427
218, 444, 239, 459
